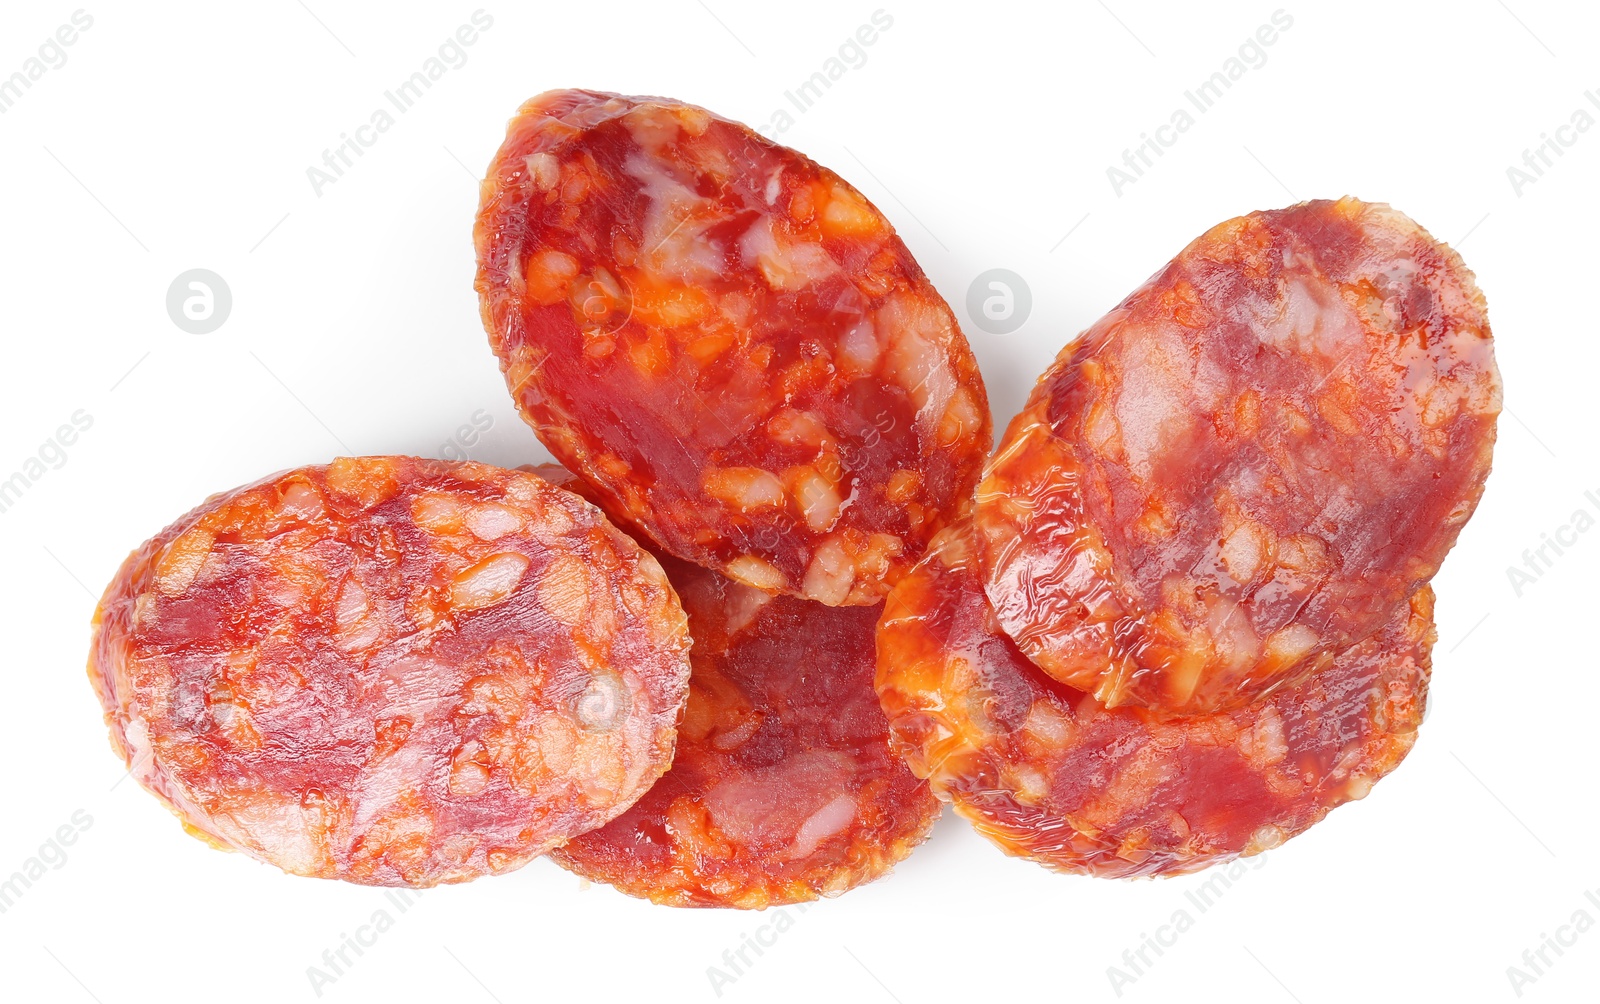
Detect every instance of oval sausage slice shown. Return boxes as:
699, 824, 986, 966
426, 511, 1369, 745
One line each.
88, 457, 692, 887
553, 542, 938, 908
877, 522, 1432, 878
475, 89, 990, 605
974, 198, 1496, 713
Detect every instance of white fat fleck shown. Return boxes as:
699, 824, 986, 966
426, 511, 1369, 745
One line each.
794, 471, 843, 533
453, 552, 531, 611
838, 319, 881, 373
733, 217, 769, 270
121, 716, 163, 803
1244, 706, 1289, 767
1308, 288, 1366, 359
1190, 346, 1230, 411
526, 152, 560, 191
344, 656, 457, 829
215, 789, 328, 874
334, 576, 382, 651
1245, 824, 1287, 853
879, 293, 957, 427
701, 751, 855, 855
720, 581, 775, 637
1218, 521, 1269, 584
1204, 593, 1263, 671
802, 537, 855, 605
1239, 279, 1293, 349
1005, 762, 1050, 803
739, 217, 838, 290
1250, 272, 1365, 365
279, 482, 326, 519
1023, 701, 1073, 744
622, 107, 682, 152
726, 555, 787, 592
466, 503, 523, 541
1113, 322, 1194, 479
1264, 623, 1320, 668
624, 153, 724, 284
786, 794, 858, 861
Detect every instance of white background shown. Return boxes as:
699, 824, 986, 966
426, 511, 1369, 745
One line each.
1, 1, 1595, 1001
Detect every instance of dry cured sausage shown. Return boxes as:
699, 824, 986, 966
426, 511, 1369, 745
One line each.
88, 457, 692, 887
974, 198, 1497, 713
553, 539, 938, 908
876, 523, 1433, 878
475, 89, 990, 605
554, 547, 938, 907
